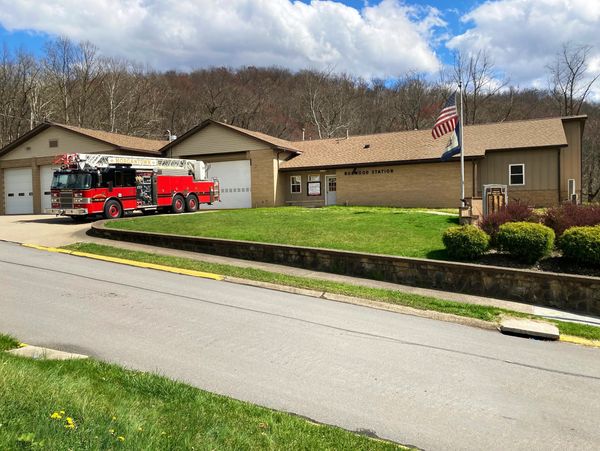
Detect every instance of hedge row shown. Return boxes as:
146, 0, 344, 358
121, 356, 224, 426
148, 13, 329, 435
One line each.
442, 222, 600, 266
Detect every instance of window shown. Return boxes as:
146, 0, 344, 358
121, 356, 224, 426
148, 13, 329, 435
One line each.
307, 174, 321, 196
509, 164, 525, 186
49, 139, 58, 148
290, 175, 301, 193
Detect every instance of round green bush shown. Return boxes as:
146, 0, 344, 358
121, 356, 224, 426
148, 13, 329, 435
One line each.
558, 225, 600, 266
496, 222, 555, 264
442, 225, 490, 260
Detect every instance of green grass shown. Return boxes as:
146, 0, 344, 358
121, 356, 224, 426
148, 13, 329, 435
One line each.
63, 243, 600, 342
106, 206, 458, 259
0, 335, 405, 450
0, 333, 19, 351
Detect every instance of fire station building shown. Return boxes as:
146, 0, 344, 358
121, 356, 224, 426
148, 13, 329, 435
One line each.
0, 115, 585, 214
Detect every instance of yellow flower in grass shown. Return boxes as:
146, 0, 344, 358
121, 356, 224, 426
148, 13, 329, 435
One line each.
50, 412, 62, 420
64, 417, 76, 429
117, 436, 125, 442
109, 429, 115, 435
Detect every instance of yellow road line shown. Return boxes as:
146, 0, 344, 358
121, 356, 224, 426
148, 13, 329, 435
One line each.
22, 243, 223, 281
559, 335, 600, 348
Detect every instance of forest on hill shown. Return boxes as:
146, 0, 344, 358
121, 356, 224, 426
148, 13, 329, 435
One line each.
0, 37, 598, 200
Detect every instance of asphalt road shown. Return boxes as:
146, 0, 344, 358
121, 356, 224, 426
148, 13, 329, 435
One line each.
1, 242, 600, 450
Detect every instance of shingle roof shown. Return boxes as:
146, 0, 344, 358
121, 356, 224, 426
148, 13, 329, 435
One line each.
55, 123, 167, 153
281, 117, 573, 170
213, 121, 300, 152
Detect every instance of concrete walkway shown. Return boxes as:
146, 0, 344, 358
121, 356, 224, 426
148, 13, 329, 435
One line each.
2, 214, 599, 327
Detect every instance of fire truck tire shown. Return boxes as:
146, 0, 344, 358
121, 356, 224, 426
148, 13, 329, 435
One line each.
104, 200, 123, 219
185, 194, 199, 212
171, 195, 185, 214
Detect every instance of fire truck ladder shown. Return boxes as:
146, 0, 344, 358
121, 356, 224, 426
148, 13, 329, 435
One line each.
75, 154, 206, 180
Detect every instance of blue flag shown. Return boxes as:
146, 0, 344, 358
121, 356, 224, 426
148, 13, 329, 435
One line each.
440, 121, 461, 161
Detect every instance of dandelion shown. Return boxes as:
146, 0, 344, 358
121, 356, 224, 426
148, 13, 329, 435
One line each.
109, 429, 115, 435
64, 417, 76, 430
50, 412, 62, 420
117, 436, 125, 442
137, 427, 143, 432
59, 411, 65, 415
112, 416, 117, 421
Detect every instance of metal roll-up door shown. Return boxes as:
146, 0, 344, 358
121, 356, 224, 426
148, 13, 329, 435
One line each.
4, 167, 34, 214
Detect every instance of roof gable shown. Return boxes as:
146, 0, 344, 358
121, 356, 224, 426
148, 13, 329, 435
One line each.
0, 122, 166, 159
160, 119, 300, 154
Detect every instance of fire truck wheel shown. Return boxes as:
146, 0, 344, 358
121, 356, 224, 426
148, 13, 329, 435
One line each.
185, 194, 199, 212
104, 200, 123, 219
171, 195, 185, 214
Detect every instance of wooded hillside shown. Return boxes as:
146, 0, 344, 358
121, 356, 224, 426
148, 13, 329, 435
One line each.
1, 37, 598, 200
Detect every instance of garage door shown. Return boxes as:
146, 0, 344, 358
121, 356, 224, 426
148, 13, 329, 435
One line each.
40, 165, 60, 212
4, 167, 33, 214
203, 160, 251, 209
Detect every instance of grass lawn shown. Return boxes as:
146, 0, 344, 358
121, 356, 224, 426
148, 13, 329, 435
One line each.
63, 243, 600, 342
0, 333, 405, 450
107, 206, 458, 259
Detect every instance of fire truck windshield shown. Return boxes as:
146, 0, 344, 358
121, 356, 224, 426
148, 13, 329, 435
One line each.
51, 172, 92, 190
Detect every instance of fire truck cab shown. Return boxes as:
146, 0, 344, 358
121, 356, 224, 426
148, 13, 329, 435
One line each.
46, 153, 220, 220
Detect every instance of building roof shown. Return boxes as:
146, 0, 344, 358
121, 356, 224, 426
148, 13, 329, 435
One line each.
55, 123, 167, 153
280, 116, 579, 170
160, 119, 301, 154
0, 122, 166, 158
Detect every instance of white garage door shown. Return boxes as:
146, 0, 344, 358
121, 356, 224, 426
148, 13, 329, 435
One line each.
4, 167, 33, 214
40, 165, 60, 212
203, 160, 251, 209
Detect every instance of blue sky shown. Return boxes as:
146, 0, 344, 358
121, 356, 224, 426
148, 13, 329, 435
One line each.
0, 0, 598, 94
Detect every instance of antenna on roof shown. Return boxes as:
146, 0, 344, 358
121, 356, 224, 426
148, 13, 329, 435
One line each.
346, 129, 349, 139
166, 130, 177, 142
302, 128, 305, 141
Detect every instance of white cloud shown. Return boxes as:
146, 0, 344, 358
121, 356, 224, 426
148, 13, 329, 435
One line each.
0, 0, 444, 78
447, 0, 600, 97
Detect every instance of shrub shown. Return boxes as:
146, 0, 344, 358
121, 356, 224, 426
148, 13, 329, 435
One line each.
480, 201, 538, 242
442, 225, 490, 260
496, 222, 555, 264
558, 225, 600, 266
542, 203, 600, 236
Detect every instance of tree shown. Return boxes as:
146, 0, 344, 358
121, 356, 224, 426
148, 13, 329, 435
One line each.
547, 42, 600, 116
452, 49, 509, 124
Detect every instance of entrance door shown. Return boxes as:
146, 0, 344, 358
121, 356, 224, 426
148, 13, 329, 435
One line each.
325, 175, 337, 206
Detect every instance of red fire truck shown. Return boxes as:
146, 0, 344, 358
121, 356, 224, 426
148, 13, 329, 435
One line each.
45, 153, 220, 219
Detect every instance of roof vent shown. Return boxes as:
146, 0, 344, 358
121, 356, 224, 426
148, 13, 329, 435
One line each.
363, 144, 370, 149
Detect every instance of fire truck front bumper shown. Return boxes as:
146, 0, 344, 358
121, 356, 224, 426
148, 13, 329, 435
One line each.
45, 208, 88, 216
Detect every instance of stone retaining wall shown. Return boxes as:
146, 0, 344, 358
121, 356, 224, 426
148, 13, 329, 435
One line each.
91, 220, 600, 316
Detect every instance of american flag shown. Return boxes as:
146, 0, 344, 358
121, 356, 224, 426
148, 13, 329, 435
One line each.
431, 93, 458, 139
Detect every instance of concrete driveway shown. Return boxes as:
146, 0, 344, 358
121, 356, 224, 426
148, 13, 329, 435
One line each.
0, 214, 92, 247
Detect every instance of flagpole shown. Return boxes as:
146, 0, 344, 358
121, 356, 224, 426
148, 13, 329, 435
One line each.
459, 82, 465, 208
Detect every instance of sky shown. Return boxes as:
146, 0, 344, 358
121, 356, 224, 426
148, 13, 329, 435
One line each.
0, 0, 599, 95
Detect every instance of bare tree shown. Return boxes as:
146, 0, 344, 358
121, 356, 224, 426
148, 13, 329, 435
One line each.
453, 49, 509, 124
302, 69, 360, 139
547, 42, 600, 116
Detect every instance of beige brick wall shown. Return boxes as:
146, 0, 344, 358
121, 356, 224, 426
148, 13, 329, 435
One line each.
250, 149, 278, 207
336, 161, 474, 208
